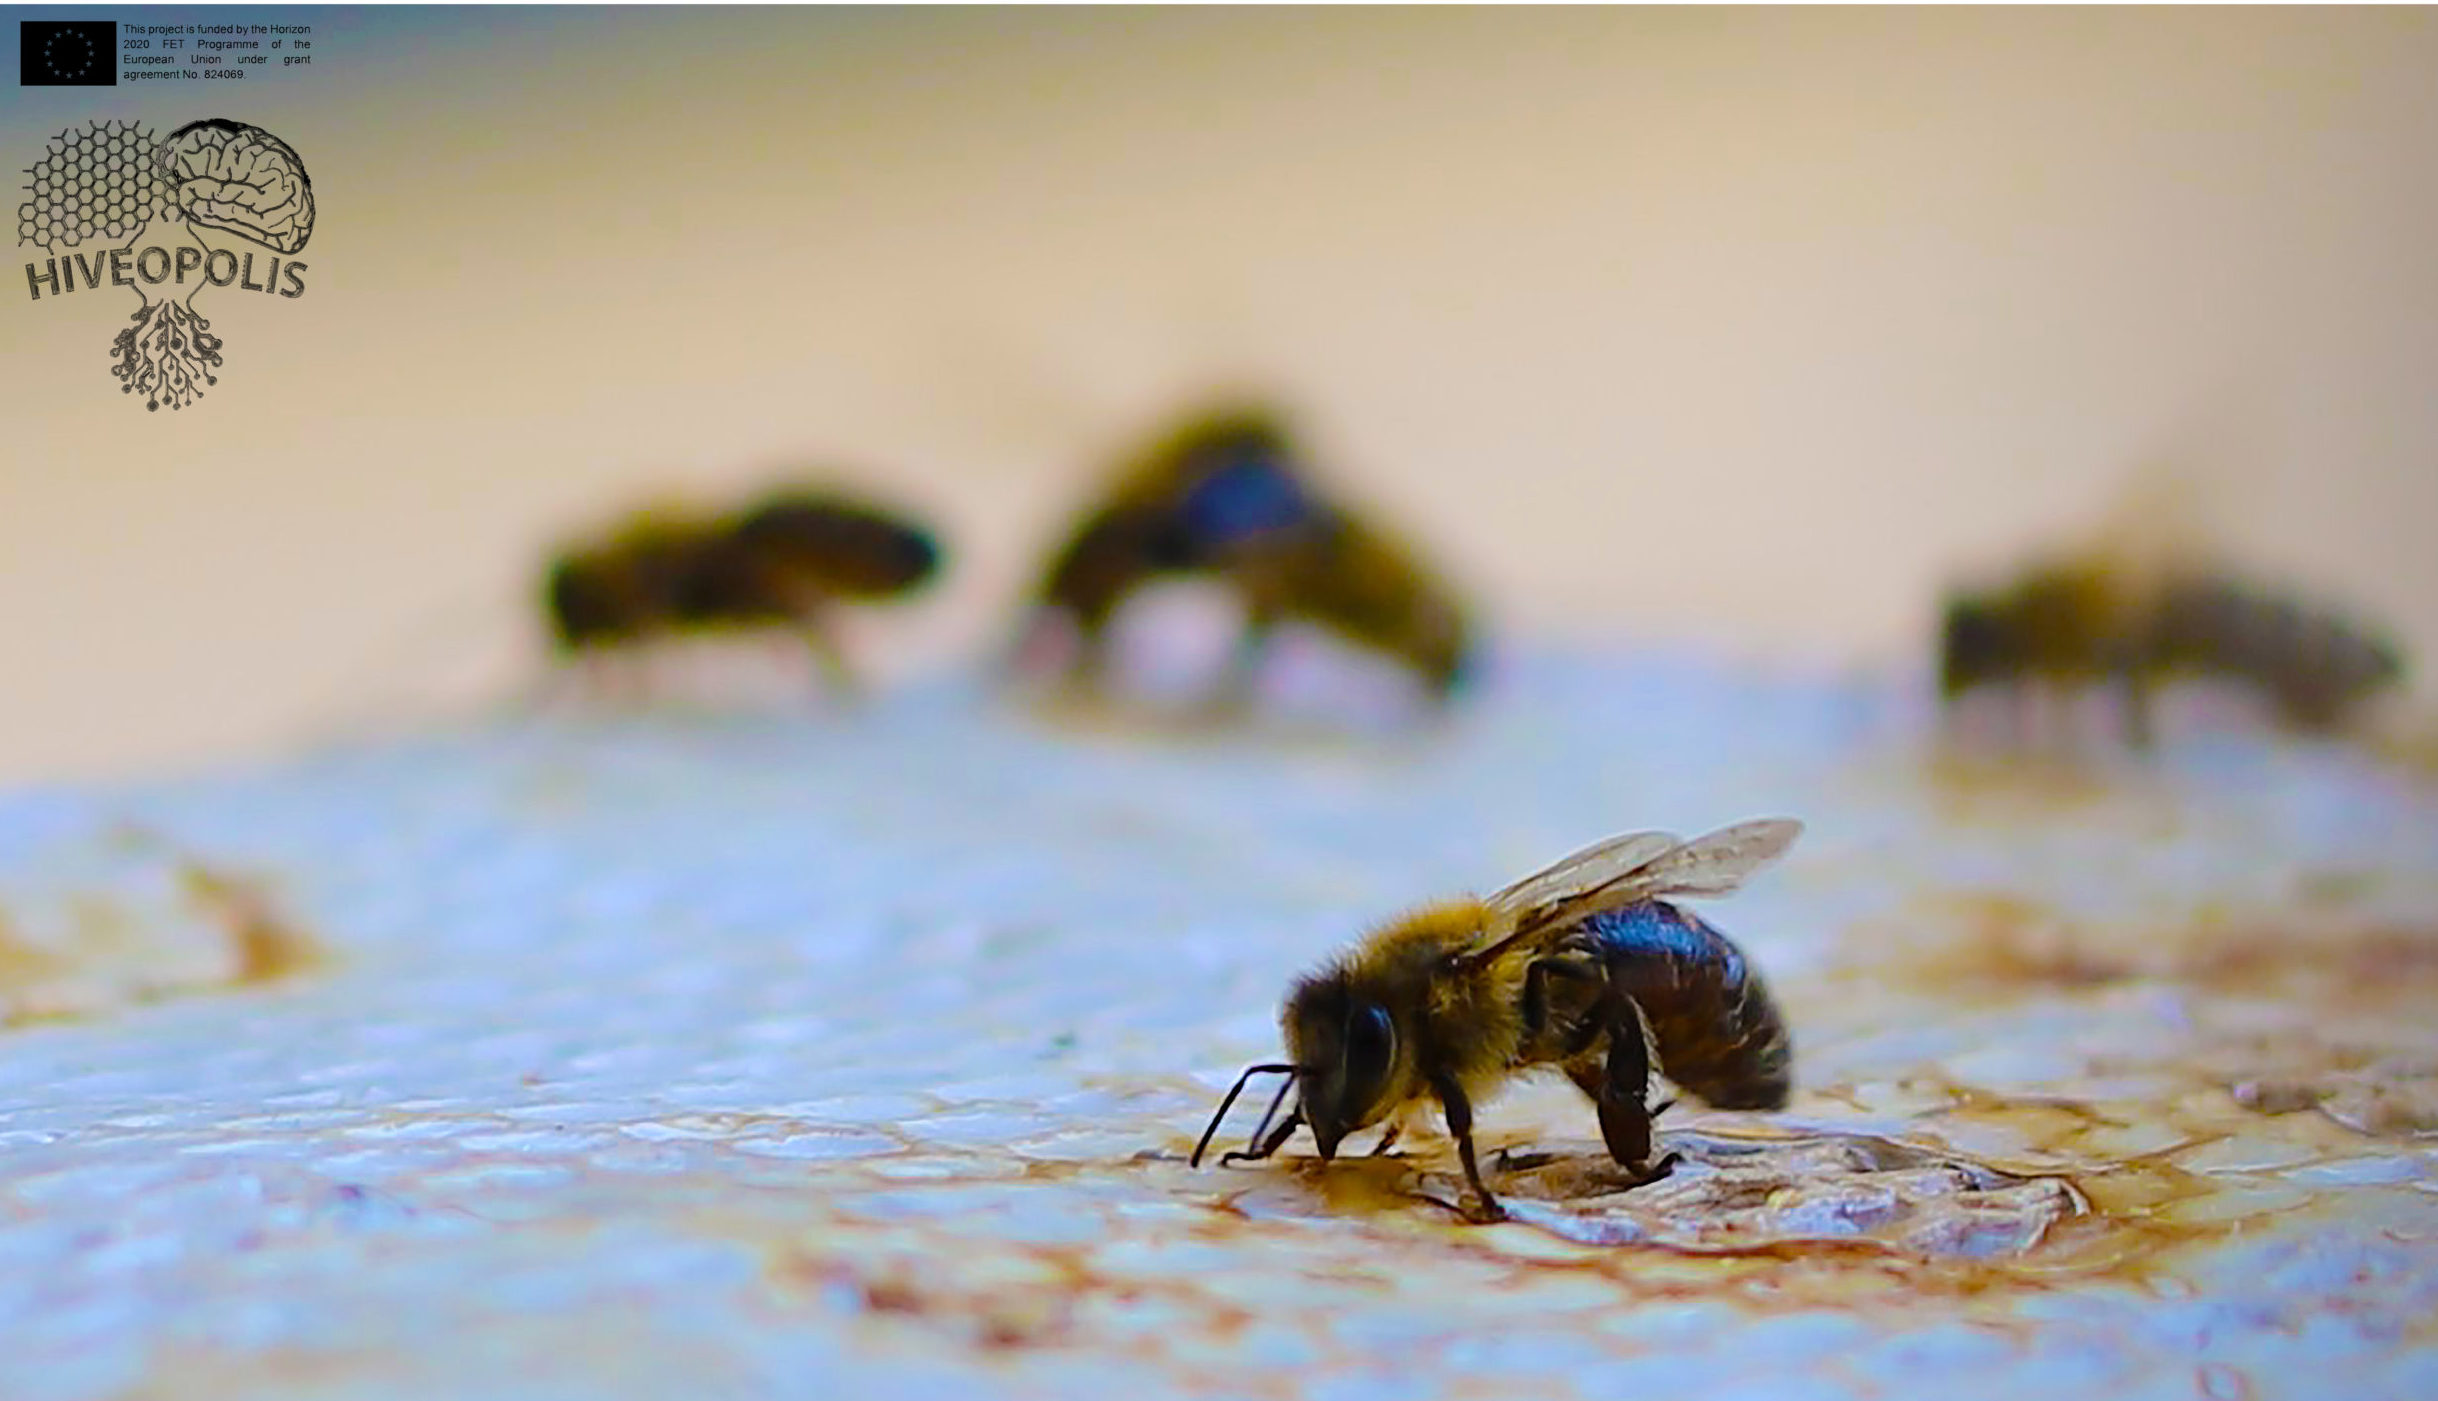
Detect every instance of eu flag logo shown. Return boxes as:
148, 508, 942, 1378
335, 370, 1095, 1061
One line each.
21, 20, 119, 87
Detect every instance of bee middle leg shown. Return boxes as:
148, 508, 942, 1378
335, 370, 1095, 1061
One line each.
794, 615, 863, 702
1204, 596, 1283, 716
1522, 955, 1605, 1047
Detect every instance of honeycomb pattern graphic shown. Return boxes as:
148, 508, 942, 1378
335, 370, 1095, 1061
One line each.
17, 120, 175, 253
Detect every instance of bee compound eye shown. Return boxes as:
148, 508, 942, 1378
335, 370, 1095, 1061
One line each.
1345, 1004, 1394, 1085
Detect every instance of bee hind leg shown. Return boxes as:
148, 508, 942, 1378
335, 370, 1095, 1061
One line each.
1572, 1006, 1679, 1188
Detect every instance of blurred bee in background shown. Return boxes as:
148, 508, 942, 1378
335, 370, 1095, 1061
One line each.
1012, 407, 1476, 709
545, 488, 941, 698
1939, 557, 2404, 747
1193, 818, 1800, 1222
1935, 460, 2411, 746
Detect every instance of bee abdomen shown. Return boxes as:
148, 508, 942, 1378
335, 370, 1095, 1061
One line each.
1285, 522, 1475, 696
2151, 578, 2402, 726
1579, 902, 1794, 1111
735, 497, 942, 598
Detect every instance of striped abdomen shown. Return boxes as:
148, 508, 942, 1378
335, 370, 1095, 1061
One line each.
1572, 901, 1792, 1110
2150, 577, 2402, 728
733, 497, 942, 599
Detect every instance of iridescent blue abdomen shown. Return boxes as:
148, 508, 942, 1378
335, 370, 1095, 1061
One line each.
1571, 900, 1791, 1110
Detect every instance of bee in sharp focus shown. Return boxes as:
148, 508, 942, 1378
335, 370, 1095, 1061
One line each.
1014, 407, 1476, 706
545, 487, 941, 697
1192, 818, 1800, 1222
1939, 558, 2403, 747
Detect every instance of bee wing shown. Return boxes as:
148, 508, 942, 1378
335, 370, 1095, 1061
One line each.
1602, 817, 1805, 902
1468, 819, 1803, 967
1483, 829, 1685, 930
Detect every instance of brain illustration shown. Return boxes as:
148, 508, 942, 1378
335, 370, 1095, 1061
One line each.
154, 119, 316, 254
16, 119, 174, 252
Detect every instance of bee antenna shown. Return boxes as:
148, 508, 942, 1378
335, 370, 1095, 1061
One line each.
1236, 1067, 1301, 1163
1190, 1063, 1295, 1168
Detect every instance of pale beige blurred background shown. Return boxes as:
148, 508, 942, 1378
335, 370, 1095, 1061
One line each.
3, 6, 2433, 783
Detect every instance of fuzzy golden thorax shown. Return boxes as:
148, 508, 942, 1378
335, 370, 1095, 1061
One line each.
1107, 407, 1297, 509
1038, 506, 1184, 618
1281, 900, 1526, 1158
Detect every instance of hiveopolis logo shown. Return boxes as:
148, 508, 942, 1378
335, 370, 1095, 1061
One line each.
19, 116, 316, 411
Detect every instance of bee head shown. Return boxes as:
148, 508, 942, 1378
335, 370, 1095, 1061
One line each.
1939, 593, 2010, 697
546, 554, 644, 649
1281, 970, 1399, 1160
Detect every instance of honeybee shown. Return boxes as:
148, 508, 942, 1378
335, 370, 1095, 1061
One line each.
1939, 559, 2404, 746
1016, 408, 1476, 705
545, 488, 941, 695
1192, 818, 1800, 1222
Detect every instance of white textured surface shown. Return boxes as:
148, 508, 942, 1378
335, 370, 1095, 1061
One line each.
3, 655, 2436, 1399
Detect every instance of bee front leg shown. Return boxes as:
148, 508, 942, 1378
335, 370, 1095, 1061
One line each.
2002, 681, 2036, 751
2116, 665, 2156, 750
1219, 1109, 1303, 1166
1066, 606, 1116, 692
1044, 594, 1134, 704
1428, 1072, 1503, 1222
1367, 1122, 1402, 1157
611, 646, 659, 704
537, 653, 593, 708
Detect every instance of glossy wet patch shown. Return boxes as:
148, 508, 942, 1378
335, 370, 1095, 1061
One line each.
1461, 1132, 2081, 1258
